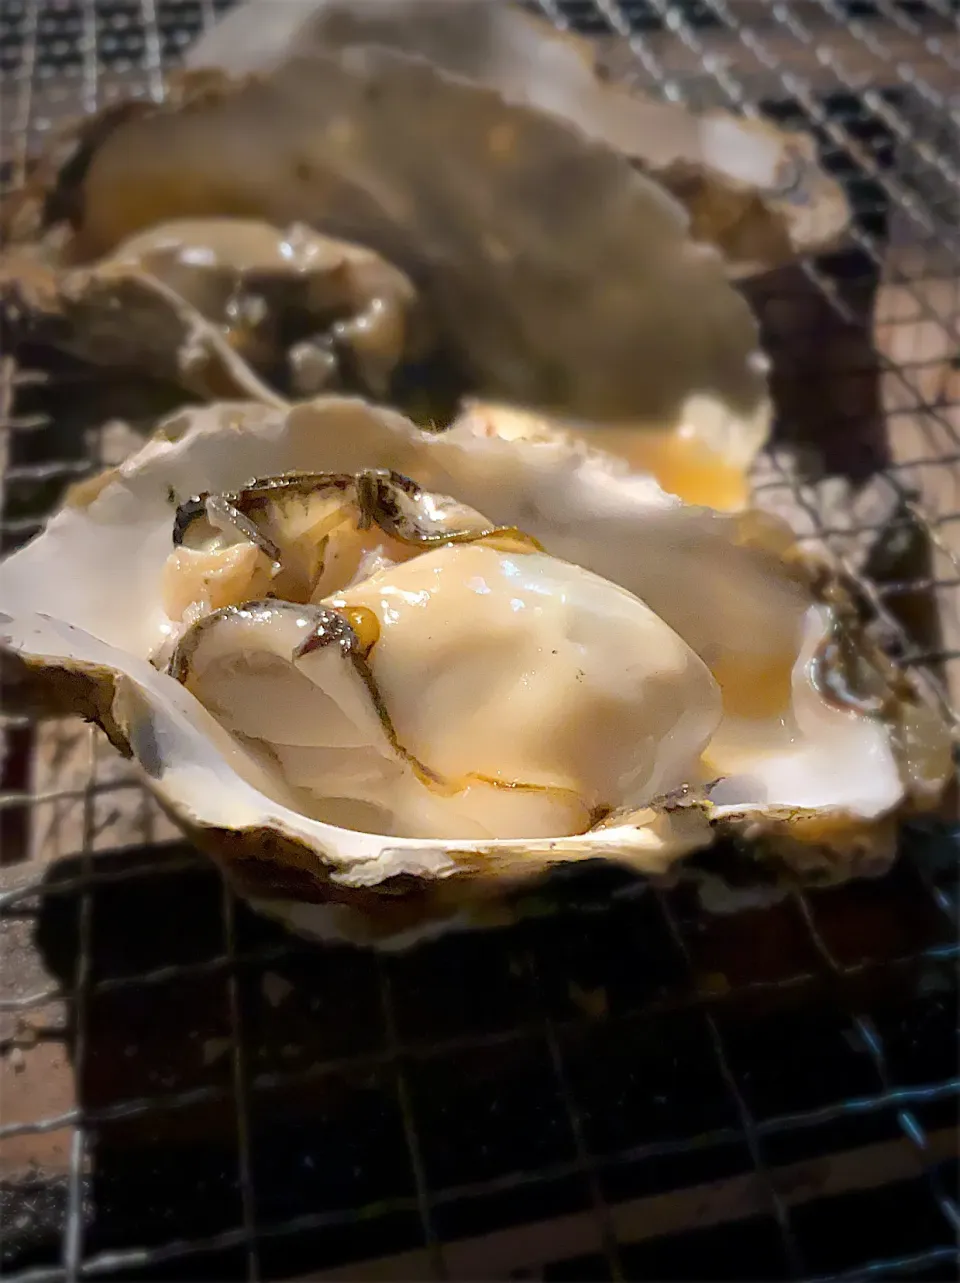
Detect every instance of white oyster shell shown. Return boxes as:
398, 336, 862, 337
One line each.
0, 397, 950, 948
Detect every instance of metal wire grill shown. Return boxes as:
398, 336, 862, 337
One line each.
1, 2, 959, 1281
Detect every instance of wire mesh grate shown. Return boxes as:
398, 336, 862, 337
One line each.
1, 2, 959, 1281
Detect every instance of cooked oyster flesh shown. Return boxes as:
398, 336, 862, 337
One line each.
109, 219, 429, 396
169, 545, 723, 839
0, 219, 427, 401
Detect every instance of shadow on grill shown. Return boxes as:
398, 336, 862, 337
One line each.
1, 839, 957, 1281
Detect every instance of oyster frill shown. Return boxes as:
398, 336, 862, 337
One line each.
0, 398, 950, 947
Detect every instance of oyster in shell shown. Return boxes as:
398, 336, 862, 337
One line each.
184, 0, 851, 276
0, 397, 951, 947
0, 218, 430, 404
3, 43, 768, 439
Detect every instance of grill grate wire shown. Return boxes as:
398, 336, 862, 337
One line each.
1, 3, 959, 1282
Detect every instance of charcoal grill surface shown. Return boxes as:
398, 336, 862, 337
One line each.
1, 2, 959, 1281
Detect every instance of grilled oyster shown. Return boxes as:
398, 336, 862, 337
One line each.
2, 42, 768, 440
166, 551, 720, 842
184, 0, 851, 276
0, 397, 950, 947
0, 219, 429, 403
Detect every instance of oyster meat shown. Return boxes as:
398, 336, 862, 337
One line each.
0, 397, 950, 948
185, 0, 851, 276
159, 467, 717, 845
0, 218, 429, 404
166, 543, 720, 841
